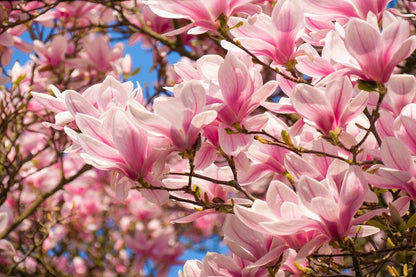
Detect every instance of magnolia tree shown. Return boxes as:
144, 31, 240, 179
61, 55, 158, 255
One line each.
1, 0, 416, 276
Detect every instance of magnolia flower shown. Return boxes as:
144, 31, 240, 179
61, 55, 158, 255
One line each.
325, 12, 416, 83
31, 75, 143, 128
228, 0, 304, 65
143, 0, 261, 35
128, 80, 217, 151
365, 136, 416, 200
235, 166, 379, 259
291, 77, 368, 134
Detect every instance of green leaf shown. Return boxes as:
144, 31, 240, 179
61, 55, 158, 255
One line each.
406, 212, 416, 229
229, 21, 243, 30
13, 73, 26, 89
389, 202, 404, 230
365, 219, 389, 231
281, 130, 294, 148
357, 79, 377, 92
193, 185, 201, 199
124, 66, 141, 79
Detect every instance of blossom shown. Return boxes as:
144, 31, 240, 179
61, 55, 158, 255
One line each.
365, 135, 416, 200
291, 77, 368, 134
128, 80, 217, 151
0, 25, 32, 66
143, 0, 261, 35
303, 0, 391, 23
31, 75, 143, 128
235, 165, 379, 258
325, 13, 416, 83
66, 108, 170, 203
215, 54, 278, 155
228, 0, 304, 65
32, 35, 70, 68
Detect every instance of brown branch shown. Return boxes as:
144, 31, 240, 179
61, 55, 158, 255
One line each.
0, 164, 92, 240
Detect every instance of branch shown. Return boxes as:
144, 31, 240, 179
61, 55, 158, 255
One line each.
0, 164, 92, 240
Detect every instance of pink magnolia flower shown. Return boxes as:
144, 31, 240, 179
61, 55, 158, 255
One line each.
215, 54, 278, 155
143, 0, 261, 35
33, 76, 168, 203
164, 164, 232, 203
223, 215, 288, 273
380, 74, 416, 117
284, 139, 340, 182
179, 251, 282, 277
394, 103, 416, 155
36, 1, 114, 28
65, 108, 170, 203
325, 13, 416, 83
291, 77, 368, 134
125, 221, 184, 268
31, 75, 143, 128
127, 80, 217, 151
294, 43, 352, 85
301, 0, 391, 45
174, 55, 224, 83
121, 2, 182, 49
228, 0, 304, 65
0, 25, 32, 66
66, 34, 131, 77
303, 0, 390, 23
32, 35, 71, 68
180, 214, 302, 276
238, 113, 293, 187
365, 135, 416, 200
374, 75, 416, 140
235, 166, 379, 258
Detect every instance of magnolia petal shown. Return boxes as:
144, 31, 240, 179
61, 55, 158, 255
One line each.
291, 84, 333, 132
339, 166, 367, 229
381, 137, 413, 171
0, 239, 15, 254
0, 213, 8, 233
140, 189, 169, 205
31, 91, 67, 113
296, 235, 328, 261
65, 90, 100, 118
298, 176, 331, 209
112, 174, 131, 202
285, 153, 323, 181
311, 197, 339, 222
261, 219, 316, 236
385, 36, 416, 82
339, 90, 368, 126
223, 215, 264, 262
344, 18, 383, 81
172, 209, 216, 224
375, 110, 395, 139
266, 181, 298, 209
394, 115, 416, 154
218, 124, 251, 156
234, 202, 274, 234
348, 225, 380, 237
179, 260, 203, 277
